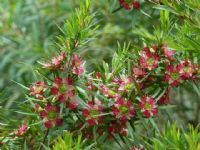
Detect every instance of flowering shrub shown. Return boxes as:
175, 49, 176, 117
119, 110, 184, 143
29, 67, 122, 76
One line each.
0, 0, 199, 150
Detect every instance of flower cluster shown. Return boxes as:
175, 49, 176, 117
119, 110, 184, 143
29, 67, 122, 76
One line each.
119, 0, 140, 10
27, 51, 86, 128
24, 43, 198, 144
136, 44, 198, 87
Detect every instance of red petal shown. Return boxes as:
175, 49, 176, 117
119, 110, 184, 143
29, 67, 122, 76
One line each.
40, 110, 47, 118
44, 121, 53, 128
51, 87, 59, 95
87, 118, 97, 126
143, 110, 151, 118
55, 118, 63, 126
112, 107, 119, 115
82, 109, 90, 117
54, 77, 63, 85
45, 103, 53, 112
58, 94, 66, 102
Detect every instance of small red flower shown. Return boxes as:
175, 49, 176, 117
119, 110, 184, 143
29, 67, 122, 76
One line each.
14, 123, 29, 136
119, 0, 140, 10
41, 52, 66, 70
82, 100, 104, 126
133, 1, 140, 9
165, 64, 182, 86
51, 77, 75, 102
158, 88, 170, 105
66, 96, 79, 110
117, 76, 134, 93
71, 54, 85, 75
139, 50, 160, 70
29, 81, 47, 100
96, 72, 102, 79
162, 44, 176, 58
131, 145, 145, 150
40, 103, 63, 128
108, 121, 128, 137
100, 84, 118, 99
179, 60, 195, 79
112, 98, 136, 124
82, 126, 94, 140
133, 67, 147, 78
139, 95, 158, 118
87, 81, 97, 91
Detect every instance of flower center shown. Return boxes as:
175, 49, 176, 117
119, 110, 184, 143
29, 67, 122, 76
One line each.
184, 67, 191, 73
125, 83, 134, 91
35, 86, 43, 93
48, 111, 57, 120
144, 102, 152, 110
59, 84, 68, 93
147, 58, 154, 65
108, 90, 116, 96
90, 110, 99, 118
171, 72, 180, 80
119, 106, 129, 114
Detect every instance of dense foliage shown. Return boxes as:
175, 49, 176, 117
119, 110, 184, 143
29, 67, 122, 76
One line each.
0, 0, 199, 150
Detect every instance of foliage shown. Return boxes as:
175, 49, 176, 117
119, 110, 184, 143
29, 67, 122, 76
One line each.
147, 123, 200, 150
0, 0, 200, 150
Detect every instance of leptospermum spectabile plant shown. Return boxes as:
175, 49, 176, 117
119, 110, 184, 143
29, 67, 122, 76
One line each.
1, 0, 199, 149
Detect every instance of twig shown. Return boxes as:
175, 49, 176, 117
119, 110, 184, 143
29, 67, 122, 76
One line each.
38, 129, 50, 150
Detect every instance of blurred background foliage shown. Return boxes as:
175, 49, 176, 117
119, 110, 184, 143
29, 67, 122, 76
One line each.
0, 0, 199, 138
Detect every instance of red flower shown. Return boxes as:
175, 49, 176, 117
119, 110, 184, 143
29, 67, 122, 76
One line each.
41, 52, 66, 70
29, 81, 47, 100
82, 100, 104, 126
162, 44, 176, 58
119, 0, 140, 10
71, 54, 85, 75
131, 145, 145, 150
51, 77, 75, 102
133, 67, 147, 78
117, 76, 134, 93
100, 84, 118, 99
14, 123, 29, 136
139, 96, 158, 118
165, 64, 182, 86
133, 1, 140, 9
87, 81, 97, 91
108, 121, 128, 137
179, 60, 196, 79
112, 98, 136, 124
158, 88, 170, 105
66, 96, 79, 110
139, 50, 160, 70
82, 126, 94, 140
40, 103, 63, 128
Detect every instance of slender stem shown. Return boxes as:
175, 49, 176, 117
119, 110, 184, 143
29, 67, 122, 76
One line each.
38, 129, 50, 150
112, 6, 123, 13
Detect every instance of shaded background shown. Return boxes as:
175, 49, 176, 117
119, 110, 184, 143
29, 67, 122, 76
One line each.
0, 0, 199, 130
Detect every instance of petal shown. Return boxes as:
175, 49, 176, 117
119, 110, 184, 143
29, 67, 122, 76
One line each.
44, 121, 53, 128
40, 110, 47, 118
51, 87, 59, 95
55, 118, 63, 126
